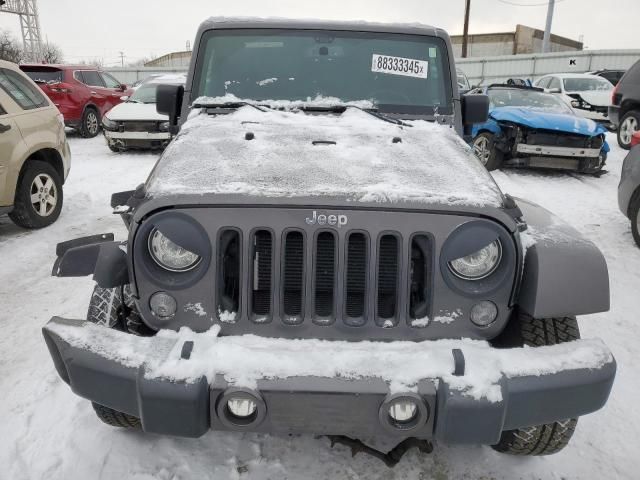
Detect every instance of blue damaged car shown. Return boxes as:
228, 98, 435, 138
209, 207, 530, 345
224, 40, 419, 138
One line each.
471, 85, 610, 173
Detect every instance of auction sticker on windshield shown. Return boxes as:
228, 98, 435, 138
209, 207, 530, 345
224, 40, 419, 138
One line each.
371, 54, 428, 79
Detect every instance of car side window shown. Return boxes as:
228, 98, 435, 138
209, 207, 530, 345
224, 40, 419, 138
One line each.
101, 72, 121, 89
0, 68, 48, 110
549, 77, 561, 90
81, 70, 106, 87
537, 77, 551, 89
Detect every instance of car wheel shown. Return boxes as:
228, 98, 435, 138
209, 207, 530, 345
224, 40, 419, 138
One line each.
491, 312, 580, 456
9, 160, 63, 229
80, 108, 101, 138
472, 133, 504, 171
107, 141, 125, 153
617, 111, 640, 150
630, 194, 640, 248
86, 284, 151, 429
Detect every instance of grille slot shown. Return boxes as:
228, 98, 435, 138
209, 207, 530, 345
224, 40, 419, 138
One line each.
314, 232, 336, 321
217, 230, 241, 320
410, 235, 432, 322
345, 233, 368, 320
282, 231, 305, 320
251, 230, 273, 319
377, 235, 399, 320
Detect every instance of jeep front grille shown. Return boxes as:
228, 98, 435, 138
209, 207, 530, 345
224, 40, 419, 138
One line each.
215, 229, 433, 327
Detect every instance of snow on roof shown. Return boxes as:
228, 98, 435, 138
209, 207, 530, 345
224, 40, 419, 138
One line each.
146, 74, 187, 85
146, 102, 504, 208
48, 321, 613, 402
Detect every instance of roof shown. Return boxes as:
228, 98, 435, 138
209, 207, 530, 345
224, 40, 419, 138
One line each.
199, 16, 446, 38
543, 73, 610, 79
144, 74, 186, 85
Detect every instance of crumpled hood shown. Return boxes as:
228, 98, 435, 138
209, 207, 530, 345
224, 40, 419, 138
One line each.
145, 107, 504, 209
489, 107, 606, 136
105, 102, 168, 122
567, 90, 611, 107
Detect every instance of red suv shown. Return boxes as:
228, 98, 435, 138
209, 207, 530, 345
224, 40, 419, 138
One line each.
19, 64, 133, 138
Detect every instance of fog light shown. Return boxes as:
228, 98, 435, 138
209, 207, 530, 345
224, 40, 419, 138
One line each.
470, 301, 498, 326
149, 292, 177, 319
388, 399, 418, 424
227, 397, 258, 419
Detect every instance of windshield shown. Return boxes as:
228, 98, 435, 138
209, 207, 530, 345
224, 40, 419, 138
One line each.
194, 29, 453, 115
21, 68, 63, 84
488, 88, 573, 114
563, 77, 612, 92
129, 82, 182, 103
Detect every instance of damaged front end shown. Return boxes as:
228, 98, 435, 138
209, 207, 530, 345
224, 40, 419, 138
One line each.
494, 121, 609, 174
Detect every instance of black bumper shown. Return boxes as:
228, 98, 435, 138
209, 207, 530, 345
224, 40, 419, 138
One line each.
43, 317, 616, 445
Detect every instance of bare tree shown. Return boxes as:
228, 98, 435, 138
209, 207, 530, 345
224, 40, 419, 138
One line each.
77, 58, 104, 68
41, 42, 64, 64
0, 29, 24, 64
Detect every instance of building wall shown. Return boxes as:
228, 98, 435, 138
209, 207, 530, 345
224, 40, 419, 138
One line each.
451, 24, 582, 58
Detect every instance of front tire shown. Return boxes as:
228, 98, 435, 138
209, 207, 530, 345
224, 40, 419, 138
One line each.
86, 285, 151, 429
617, 110, 640, 149
629, 193, 640, 248
491, 313, 580, 456
473, 132, 504, 171
9, 160, 63, 229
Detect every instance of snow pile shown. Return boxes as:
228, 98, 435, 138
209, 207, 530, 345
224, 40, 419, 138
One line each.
48, 321, 612, 403
146, 106, 503, 208
192, 93, 376, 110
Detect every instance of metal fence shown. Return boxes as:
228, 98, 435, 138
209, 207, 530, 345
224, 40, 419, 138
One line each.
104, 67, 188, 85
456, 49, 640, 86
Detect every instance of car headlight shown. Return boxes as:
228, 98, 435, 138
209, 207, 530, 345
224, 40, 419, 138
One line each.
148, 228, 201, 272
159, 121, 170, 132
448, 240, 502, 280
102, 116, 118, 130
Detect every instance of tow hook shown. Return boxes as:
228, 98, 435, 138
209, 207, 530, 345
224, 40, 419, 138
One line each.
326, 436, 433, 467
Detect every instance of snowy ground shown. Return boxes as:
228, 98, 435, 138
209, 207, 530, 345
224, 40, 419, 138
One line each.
1, 131, 638, 479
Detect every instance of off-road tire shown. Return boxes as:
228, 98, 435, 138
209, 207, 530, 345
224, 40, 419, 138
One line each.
9, 160, 63, 229
491, 313, 580, 456
87, 285, 151, 429
473, 132, 504, 171
92, 402, 141, 429
629, 192, 640, 248
617, 110, 640, 150
80, 107, 100, 138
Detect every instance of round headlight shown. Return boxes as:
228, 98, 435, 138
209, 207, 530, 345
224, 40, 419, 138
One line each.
449, 241, 502, 280
388, 399, 418, 424
148, 228, 201, 272
227, 397, 258, 419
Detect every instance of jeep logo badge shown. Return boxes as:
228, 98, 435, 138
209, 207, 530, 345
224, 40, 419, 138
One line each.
305, 211, 348, 228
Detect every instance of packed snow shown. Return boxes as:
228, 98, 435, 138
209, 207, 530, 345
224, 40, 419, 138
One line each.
147, 105, 504, 208
47, 320, 612, 402
1, 131, 639, 479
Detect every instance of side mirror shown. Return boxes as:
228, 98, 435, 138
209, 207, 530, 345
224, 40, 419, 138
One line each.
157, 84, 184, 134
462, 94, 489, 125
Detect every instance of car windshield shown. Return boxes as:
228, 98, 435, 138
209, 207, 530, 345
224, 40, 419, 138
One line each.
488, 88, 573, 114
563, 77, 612, 92
129, 82, 182, 103
194, 29, 453, 115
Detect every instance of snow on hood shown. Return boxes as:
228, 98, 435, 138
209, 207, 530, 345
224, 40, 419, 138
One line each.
146, 106, 504, 208
105, 102, 168, 122
569, 90, 611, 107
490, 107, 606, 136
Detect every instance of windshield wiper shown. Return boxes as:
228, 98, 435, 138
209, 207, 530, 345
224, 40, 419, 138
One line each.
192, 101, 266, 112
298, 105, 411, 127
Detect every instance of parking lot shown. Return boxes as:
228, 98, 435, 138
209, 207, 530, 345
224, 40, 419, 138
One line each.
0, 131, 636, 479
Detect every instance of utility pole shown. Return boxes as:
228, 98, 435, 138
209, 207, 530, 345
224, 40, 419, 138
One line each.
542, 0, 556, 53
0, 0, 44, 62
462, 0, 471, 58
118, 51, 125, 67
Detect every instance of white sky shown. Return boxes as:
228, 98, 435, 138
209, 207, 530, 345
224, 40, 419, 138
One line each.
0, 0, 637, 65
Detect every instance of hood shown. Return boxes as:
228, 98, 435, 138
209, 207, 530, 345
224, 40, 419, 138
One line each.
105, 102, 168, 122
145, 107, 504, 210
489, 106, 606, 136
566, 90, 611, 107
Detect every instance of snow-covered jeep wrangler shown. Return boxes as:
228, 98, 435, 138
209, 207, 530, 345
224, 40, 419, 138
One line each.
43, 18, 615, 461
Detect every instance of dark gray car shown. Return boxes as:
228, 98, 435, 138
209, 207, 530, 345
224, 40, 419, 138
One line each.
619, 144, 640, 246
42, 18, 615, 462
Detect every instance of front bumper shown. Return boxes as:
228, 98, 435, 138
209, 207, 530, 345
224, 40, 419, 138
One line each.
511, 144, 607, 173
104, 130, 171, 141
42, 317, 616, 445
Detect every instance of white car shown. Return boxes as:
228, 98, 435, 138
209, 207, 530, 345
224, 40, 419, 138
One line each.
101, 74, 186, 152
534, 73, 613, 123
